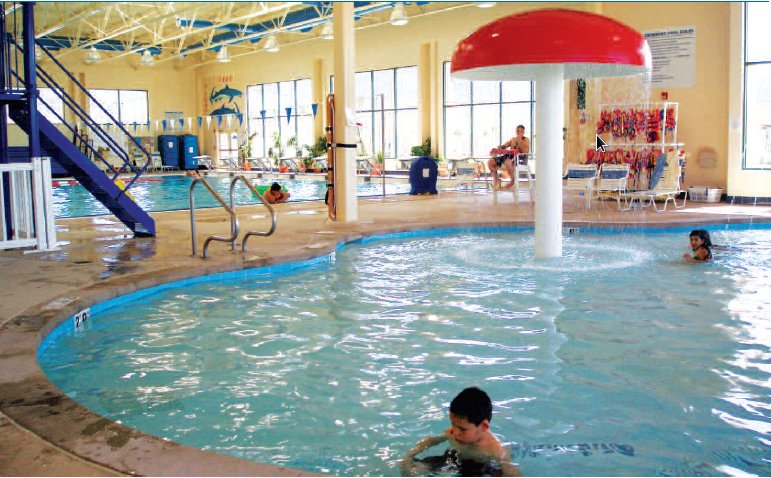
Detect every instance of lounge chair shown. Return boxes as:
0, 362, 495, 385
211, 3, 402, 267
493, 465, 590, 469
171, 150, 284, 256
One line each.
564, 162, 598, 209
249, 157, 272, 172
620, 151, 687, 212
450, 157, 481, 192
592, 163, 629, 209
279, 157, 301, 172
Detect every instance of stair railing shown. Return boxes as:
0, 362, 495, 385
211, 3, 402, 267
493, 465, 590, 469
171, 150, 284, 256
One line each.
6, 36, 152, 191
31, 39, 148, 180
5, 65, 119, 177
229, 175, 277, 252
189, 177, 239, 259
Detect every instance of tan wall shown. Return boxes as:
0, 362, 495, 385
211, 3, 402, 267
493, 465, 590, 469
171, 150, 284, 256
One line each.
8, 56, 198, 148
598, 2, 731, 190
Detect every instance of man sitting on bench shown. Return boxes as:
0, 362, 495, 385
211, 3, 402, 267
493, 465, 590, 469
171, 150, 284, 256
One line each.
488, 124, 530, 190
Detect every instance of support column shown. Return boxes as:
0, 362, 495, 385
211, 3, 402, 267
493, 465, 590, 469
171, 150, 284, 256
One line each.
22, 2, 40, 157
534, 64, 564, 258
333, 2, 357, 222
312, 58, 324, 140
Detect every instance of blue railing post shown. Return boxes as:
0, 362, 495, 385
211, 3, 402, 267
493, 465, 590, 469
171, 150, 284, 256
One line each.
22, 2, 40, 158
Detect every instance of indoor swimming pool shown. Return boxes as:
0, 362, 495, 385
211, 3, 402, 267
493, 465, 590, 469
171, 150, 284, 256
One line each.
38, 226, 771, 476
51, 174, 413, 218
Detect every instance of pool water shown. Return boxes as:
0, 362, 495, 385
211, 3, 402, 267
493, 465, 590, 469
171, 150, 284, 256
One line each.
39, 228, 771, 476
51, 175, 413, 218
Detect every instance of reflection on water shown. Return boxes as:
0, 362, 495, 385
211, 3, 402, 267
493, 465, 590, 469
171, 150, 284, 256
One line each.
52, 175, 413, 218
39, 229, 771, 476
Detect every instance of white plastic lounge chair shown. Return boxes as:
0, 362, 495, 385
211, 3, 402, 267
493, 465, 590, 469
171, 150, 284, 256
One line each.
564, 163, 598, 209
621, 152, 687, 212
592, 163, 630, 209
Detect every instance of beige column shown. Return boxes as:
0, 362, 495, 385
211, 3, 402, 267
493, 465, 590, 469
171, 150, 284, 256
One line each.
333, 2, 358, 222
419, 41, 440, 156
313, 58, 325, 140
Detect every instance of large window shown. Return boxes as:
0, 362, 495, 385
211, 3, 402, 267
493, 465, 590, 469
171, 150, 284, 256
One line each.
443, 62, 534, 159
88, 89, 148, 125
331, 66, 419, 158
246, 79, 313, 159
744, 2, 771, 169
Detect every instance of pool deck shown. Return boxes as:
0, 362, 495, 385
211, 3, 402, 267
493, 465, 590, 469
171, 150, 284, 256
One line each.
1, 189, 770, 476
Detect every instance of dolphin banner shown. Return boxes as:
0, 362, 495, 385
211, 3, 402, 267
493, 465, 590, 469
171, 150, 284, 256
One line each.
205, 73, 243, 120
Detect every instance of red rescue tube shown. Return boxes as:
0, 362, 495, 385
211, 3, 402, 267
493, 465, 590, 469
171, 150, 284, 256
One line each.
326, 93, 336, 221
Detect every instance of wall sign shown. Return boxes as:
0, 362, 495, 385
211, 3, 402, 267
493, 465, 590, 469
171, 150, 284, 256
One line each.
643, 27, 696, 88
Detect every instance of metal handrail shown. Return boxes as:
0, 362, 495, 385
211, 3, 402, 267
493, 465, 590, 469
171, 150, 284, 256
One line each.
229, 175, 277, 252
189, 177, 239, 259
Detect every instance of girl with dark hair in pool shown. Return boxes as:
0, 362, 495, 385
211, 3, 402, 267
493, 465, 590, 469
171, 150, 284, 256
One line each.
683, 229, 713, 263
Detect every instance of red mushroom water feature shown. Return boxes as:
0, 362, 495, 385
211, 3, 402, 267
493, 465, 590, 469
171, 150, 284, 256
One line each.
451, 9, 651, 258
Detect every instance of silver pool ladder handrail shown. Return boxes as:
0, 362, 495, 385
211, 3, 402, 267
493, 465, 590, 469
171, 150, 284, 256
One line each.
229, 175, 277, 251
189, 177, 239, 258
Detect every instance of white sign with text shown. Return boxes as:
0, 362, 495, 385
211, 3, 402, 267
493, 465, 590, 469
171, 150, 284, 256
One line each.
643, 27, 696, 88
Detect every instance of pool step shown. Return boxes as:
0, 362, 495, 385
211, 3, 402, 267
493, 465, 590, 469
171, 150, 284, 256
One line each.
7, 106, 156, 236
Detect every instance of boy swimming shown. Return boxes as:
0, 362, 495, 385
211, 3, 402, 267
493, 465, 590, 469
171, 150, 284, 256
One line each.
399, 387, 521, 477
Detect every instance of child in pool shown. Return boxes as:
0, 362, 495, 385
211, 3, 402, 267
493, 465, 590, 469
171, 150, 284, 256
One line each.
264, 182, 290, 204
682, 229, 713, 262
399, 387, 521, 477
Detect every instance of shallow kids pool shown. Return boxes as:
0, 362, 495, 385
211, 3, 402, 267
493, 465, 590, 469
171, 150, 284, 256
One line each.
39, 227, 771, 476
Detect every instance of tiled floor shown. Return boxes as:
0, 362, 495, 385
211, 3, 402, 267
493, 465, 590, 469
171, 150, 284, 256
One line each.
1, 190, 769, 476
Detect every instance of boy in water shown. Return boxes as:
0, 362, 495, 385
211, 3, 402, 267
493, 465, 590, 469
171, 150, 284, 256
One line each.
399, 387, 521, 477
264, 182, 290, 204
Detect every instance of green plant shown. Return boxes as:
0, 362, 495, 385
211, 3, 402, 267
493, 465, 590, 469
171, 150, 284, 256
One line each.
411, 137, 440, 163
302, 156, 315, 170
267, 132, 283, 165
238, 132, 256, 164
375, 151, 384, 164
302, 136, 328, 160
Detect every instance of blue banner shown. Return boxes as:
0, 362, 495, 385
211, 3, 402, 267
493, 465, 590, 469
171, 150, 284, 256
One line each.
161, 119, 167, 131
311, 103, 318, 118
285, 107, 292, 123
260, 109, 266, 119
237, 114, 243, 126
217, 116, 223, 127
197, 116, 203, 128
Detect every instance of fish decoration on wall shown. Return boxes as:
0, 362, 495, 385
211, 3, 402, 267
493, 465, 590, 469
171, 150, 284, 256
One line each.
208, 81, 243, 119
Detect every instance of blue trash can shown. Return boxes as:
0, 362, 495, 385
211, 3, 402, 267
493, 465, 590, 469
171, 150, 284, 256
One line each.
409, 157, 438, 195
177, 135, 199, 170
157, 135, 178, 169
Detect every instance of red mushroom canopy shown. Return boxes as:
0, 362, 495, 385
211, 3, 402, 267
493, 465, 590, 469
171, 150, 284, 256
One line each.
451, 8, 651, 81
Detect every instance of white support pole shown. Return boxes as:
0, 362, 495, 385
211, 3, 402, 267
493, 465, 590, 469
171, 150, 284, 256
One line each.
40, 157, 58, 251
333, 2, 358, 222
31, 157, 47, 250
534, 64, 564, 258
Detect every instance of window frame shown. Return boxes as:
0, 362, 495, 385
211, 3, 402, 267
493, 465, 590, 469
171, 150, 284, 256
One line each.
742, 2, 771, 170
330, 65, 419, 159
442, 61, 535, 159
246, 78, 313, 159
87, 88, 149, 125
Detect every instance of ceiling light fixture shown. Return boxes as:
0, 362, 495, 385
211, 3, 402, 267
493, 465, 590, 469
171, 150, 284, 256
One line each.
139, 49, 155, 66
264, 35, 280, 52
320, 22, 333, 40
476, 2, 496, 7
390, 2, 408, 26
84, 46, 101, 64
216, 45, 231, 62
35, 45, 42, 60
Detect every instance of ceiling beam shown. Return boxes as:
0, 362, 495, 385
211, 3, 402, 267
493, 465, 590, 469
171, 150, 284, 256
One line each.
36, 3, 116, 38
99, 1, 299, 64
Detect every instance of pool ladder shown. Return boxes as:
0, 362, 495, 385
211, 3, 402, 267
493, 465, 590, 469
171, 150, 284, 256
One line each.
189, 175, 277, 258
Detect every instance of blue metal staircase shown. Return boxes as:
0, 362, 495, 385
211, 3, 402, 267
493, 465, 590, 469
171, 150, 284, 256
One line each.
1, 3, 155, 237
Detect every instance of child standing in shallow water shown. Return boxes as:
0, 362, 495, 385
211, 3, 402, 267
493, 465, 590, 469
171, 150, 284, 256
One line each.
683, 229, 713, 262
399, 387, 521, 477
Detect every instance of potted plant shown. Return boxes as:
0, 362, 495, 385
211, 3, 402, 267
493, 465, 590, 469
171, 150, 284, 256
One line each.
267, 131, 284, 167
301, 157, 316, 172
374, 150, 385, 175
301, 136, 328, 172
410, 137, 440, 164
238, 132, 256, 170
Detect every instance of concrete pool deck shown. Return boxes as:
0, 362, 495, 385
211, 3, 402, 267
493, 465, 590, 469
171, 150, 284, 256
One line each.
1, 189, 770, 476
